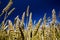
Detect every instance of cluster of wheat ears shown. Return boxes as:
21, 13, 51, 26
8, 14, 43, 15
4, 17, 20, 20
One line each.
0, 0, 60, 40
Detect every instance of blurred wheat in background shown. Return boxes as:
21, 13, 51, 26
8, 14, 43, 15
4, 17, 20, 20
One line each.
0, 0, 60, 40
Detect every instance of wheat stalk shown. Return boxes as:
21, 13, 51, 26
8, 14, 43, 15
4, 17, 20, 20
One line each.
14, 16, 20, 32
8, 8, 15, 15
26, 5, 29, 17
0, 0, 13, 16
32, 19, 42, 36
27, 12, 32, 40
8, 20, 14, 31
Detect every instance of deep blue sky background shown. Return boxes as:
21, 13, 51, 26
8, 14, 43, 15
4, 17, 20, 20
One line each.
0, 0, 60, 24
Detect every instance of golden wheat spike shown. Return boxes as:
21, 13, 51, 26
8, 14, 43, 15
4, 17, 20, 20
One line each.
32, 19, 42, 36
42, 13, 46, 31
28, 12, 32, 29
52, 9, 56, 24
0, 0, 13, 16
20, 12, 25, 30
22, 12, 25, 23
14, 16, 20, 25
14, 16, 20, 32
42, 13, 47, 30
52, 9, 56, 15
15, 16, 20, 24
50, 9, 57, 40
41, 13, 47, 40
8, 20, 14, 30
27, 12, 32, 30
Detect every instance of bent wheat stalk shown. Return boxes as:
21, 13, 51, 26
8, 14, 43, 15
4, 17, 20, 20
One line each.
0, 0, 13, 16
8, 8, 15, 15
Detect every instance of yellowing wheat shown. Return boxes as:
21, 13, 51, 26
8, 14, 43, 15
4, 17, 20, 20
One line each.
0, 4, 60, 40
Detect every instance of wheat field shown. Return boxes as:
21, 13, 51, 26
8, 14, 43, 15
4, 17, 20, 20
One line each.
0, 0, 60, 40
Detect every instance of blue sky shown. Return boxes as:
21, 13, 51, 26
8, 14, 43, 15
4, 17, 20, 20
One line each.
0, 0, 60, 24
